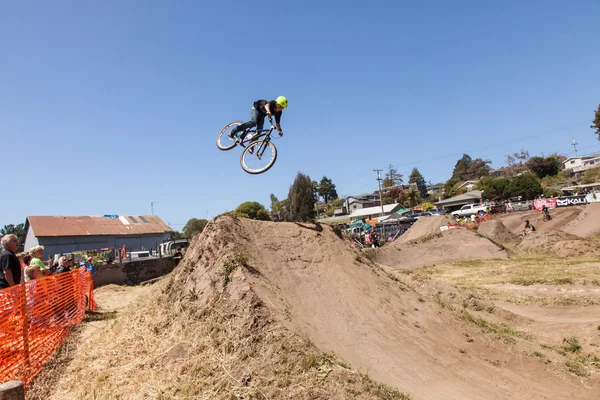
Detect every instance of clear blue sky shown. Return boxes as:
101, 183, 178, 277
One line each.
2, 0, 600, 230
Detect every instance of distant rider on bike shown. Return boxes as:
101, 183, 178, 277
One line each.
229, 96, 288, 140
521, 219, 536, 236
541, 205, 551, 220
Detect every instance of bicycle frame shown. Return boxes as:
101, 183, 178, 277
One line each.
237, 118, 278, 159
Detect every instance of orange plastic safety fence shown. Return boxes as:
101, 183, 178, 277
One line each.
0, 268, 96, 387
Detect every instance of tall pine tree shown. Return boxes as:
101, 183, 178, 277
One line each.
287, 172, 316, 222
383, 164, 403, 187
408, 168, 427, 196
318, 176, 338, 204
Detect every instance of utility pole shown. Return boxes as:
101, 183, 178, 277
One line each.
150, 201, 159, 216
374, 169, 385, 239
374, 169, 385, 216
571, 137, 578, 156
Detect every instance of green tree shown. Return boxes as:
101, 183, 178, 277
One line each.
406, 188, 420, 207
592, 104, 600, 140
0, 223, 25, 250
526, 156, 561, 179
581, 167, 600, 184
182, 218, 208, 239
233, 201, 271, 221
476, 176, 510, 200
450, 154, 492, 182
468, 158, 492, 179
451, 154, 473, 181
382, 164, 403, 187
287, 172, 316, 222
504, 173, 543, 200
408, 167, 427, 197
543, 187, 563, 198
170, 231, 185, 240
318, 176, 338, 204
270, 194, 283, 213
504, 150, 530, 177
311, 180, 320, 201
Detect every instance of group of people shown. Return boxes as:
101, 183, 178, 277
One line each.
1, 234, 93, 290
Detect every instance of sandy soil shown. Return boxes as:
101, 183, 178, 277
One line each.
377, 227, 508, 270
28, 215, 600, 400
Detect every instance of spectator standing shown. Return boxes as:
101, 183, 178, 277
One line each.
173, 247, 183, 265
29, 246, 51, 276
1, 234, 22, 289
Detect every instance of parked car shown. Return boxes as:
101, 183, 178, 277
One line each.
511, 201, 532, 211
450, 204, 488, 217
428, 208, 446, 215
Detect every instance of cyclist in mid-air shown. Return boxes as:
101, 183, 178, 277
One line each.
229, 96, 288, 142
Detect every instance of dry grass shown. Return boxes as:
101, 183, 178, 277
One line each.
417, 255, 600, 305
31, 281, 411, 400
418, 255, 600, 288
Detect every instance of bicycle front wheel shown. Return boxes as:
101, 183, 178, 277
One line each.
216, 120, 242, 151
240, 141, 278, 174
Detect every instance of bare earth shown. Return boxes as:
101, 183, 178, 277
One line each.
27, 210, 600, 399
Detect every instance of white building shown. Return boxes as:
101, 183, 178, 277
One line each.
563, 153, 600, 173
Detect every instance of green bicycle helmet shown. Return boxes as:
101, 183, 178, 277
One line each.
276, 96, 288, 108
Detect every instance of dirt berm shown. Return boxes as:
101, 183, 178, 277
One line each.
477, 220, 518, 245
517, 230, 600, 258
561, 203, 600, 238
395, 215, 457, 244
377, 227, 509, 270
168, 216, 594, 399
56, 216, 598, 399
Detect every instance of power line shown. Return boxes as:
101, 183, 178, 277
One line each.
396, 120, 588, 167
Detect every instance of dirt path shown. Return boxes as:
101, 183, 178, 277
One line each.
26, 283, 154, 400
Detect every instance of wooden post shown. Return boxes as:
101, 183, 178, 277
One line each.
19, 283, 30, 369
0, 380, 25, 400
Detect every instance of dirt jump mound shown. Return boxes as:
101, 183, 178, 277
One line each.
378, 227, 508, 270
59, 216, 600, 399
561, 203, 600, 238
396, 215, 457, 244
478, 220, 517, 245
517, 230, 600, 258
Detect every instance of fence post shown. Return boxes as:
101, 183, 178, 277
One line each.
19, 283, 30, 370
0, 380, 25, 400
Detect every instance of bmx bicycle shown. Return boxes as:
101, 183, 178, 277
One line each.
542, 212, 552, 222
216, 117, 280, 175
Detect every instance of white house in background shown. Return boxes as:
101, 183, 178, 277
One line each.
434, 190, 483, 211
456, 180, 479, 192
348, 203, 403, 220
563, 153, 600, 173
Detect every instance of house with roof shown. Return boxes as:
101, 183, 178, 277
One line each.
23, 215, 173, 258
434, 190, 483, 211
456, 180, 479, 192
344, 194, 380, 215
348, 203, 404, 221
563, 153, 600, 173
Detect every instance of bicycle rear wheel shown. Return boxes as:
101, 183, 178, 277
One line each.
216, 120, 243, 151
240, 140, 277, 174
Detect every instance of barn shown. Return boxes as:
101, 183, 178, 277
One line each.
23, 215, 173, 258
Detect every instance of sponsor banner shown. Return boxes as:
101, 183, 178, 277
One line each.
440, 224, 459, 231
533, 198, 557, 211
556, 195, 588, 207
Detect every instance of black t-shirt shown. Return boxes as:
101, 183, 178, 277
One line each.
0, 249, 21, 289
173, 251, 183, 265
253, 99, 282, 124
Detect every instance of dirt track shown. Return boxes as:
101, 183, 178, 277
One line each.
29, 211, 600, 399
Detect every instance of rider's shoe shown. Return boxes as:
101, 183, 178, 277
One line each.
228, 130, 237, 139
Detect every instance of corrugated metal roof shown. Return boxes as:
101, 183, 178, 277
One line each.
27, 215, 173, 237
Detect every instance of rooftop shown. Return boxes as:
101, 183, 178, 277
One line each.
26, 215, 173, 237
